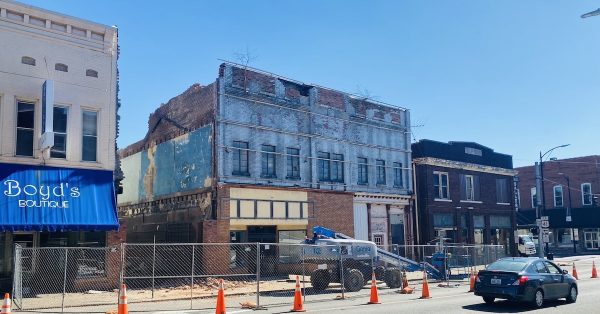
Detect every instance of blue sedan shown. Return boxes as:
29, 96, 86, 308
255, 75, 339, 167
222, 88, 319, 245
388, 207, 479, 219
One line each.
474, 257, 578, 308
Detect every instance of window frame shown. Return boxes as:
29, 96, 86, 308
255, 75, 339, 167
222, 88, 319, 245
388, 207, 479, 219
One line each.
50, 105, 69, 159
357, 157, 368, 185
232, 141, 250, 176
465, 175, 475, 201
260, 144, 276, 178
330, 153, 344, 183
582, 183, 592, 205
81, 110, 98, 162
317, 152, 330, 182
376, 159, 386, 185
393, 162, 403, 188
553, 185, 564, 208
434, 171, 449, 200
15, 101, 36, 157
286, 147, 300, 180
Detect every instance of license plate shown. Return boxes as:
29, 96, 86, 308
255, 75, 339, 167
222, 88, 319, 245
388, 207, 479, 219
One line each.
490, 278, 501, 285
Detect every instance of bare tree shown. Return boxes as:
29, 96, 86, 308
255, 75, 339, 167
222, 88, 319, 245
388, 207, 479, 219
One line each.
233, 46, 258, 91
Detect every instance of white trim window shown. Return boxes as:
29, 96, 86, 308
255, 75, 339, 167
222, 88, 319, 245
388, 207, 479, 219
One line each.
433, 171, 449, 199
465, 175, 474, 201
582, 183, 592, 205
554, 185, 563, 208
531, 187, 537, 208
50, 106, 68, 159
82, 110, 98, 162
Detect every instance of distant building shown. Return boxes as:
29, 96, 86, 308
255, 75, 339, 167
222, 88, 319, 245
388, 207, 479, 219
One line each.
0, 0, 120, 290
118, 62, 413, 270
515, 155, 600, 254
412, 140, 517, 255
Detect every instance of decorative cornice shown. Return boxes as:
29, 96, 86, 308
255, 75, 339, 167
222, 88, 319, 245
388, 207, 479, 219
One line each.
413, 157, 518, 176
353, 192, 411, 205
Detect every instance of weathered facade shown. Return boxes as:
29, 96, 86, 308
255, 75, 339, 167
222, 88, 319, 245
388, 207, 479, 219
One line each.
515, 155, 600, 254
412, 140, 517, 256
118, 63, 413, 250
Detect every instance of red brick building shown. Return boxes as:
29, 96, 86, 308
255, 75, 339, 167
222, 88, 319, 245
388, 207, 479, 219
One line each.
515, 155, 600, 254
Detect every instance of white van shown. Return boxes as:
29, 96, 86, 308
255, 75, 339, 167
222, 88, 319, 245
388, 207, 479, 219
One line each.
518, 234, 537, 256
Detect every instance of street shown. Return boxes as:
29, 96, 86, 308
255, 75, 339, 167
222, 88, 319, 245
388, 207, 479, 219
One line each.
143, 256, 599, 314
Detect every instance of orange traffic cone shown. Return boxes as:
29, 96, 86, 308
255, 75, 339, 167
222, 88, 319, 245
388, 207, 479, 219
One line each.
215, 279, 226, 314
572, 263, 579, 280
402, 274, 409, 289
419, 271, 431, 299
368, 272, 381, 304
291, 275, 305, 312
468, 270, 476, 292
1, 293, 11, 314
592, 261, 598, 279
118, 284, 128, 314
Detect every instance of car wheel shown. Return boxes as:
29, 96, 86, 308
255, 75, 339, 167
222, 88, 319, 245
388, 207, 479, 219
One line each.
566, 285, 577, 303
483, 296, 495, 304
532, 289, 544, 308
344, 269, 365, 292
310, 269, 331, 291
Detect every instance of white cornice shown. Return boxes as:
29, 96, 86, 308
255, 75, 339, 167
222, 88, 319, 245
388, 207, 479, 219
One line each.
413, 157, 518, 176
353, 192, 411, 205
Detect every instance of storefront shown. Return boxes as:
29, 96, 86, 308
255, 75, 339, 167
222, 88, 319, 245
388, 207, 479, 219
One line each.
0, 163, 119, 290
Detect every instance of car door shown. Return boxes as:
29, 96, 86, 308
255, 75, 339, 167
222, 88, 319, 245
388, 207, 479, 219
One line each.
545, 261, 569, 298
533, 261, 555, 298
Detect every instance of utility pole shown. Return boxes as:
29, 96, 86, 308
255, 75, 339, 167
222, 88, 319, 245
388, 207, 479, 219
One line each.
535, 162, 544, 258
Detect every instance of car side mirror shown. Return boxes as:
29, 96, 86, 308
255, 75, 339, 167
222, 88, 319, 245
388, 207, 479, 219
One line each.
562, 269, 569, 275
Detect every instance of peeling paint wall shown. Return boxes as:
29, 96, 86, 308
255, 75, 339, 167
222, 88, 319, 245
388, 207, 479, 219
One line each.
216, 64, 412, 195
118, 125, 213, 204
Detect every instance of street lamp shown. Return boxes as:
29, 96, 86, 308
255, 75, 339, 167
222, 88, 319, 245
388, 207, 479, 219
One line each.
558, 173, 577, 254
536, 144, 570, 258
582, 8, 600, 18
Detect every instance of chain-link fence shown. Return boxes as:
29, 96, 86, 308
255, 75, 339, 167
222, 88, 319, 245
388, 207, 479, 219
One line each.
12, 242, 505, 312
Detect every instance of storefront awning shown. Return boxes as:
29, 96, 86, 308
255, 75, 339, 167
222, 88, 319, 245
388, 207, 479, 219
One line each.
0, 163, 119, 231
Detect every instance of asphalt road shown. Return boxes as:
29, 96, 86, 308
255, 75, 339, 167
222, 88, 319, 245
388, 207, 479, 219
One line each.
146, 255, 600, 314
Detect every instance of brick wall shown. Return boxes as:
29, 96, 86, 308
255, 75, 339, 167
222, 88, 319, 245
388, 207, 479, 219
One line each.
308, 190, 355, 237
516, 155, 600, 209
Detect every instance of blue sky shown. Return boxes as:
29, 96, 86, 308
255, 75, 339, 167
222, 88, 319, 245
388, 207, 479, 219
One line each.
20, 0, 600, 167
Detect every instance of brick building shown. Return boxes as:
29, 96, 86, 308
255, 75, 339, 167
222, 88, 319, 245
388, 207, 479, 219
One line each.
412, 140, 517, 255
515, 155, 600, 254
117, 63, 413, 270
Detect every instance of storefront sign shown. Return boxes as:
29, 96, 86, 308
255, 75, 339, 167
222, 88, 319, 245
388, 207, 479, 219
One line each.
0, 163, 119, 231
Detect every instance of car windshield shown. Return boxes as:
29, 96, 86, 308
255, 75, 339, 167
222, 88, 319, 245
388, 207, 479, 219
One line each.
486, 259, 529, 272
521, 235, 533, 243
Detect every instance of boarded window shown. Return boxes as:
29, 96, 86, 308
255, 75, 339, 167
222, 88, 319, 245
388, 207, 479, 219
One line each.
86, 69, 98, 78
55, 63, 68, 72
21, 56, 36, 66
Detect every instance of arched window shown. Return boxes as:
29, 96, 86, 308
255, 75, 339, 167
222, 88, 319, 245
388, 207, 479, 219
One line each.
21, 56, 36, 66
86, 69, 98, 78
55, 63, 68, 72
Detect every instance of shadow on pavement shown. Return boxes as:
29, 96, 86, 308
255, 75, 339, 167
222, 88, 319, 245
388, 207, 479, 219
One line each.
462, 299, 569, 312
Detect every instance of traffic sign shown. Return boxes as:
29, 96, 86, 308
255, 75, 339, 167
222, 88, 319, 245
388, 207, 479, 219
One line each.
541, 220, 550, 228
542, 234, 550, 243
541, 216, 549, 221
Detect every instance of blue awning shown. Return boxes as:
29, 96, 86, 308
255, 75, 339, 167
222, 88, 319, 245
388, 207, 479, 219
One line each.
0, 163, 119, 231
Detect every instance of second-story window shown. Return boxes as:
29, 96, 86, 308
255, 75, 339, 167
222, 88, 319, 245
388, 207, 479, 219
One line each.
393, 162, 403, 187
496, 178, 509, 203
261, 145, 276, 178
331, 153, 344, 182
82, 111, 98, 162
50, 106, 68, 159
531, 187, 537, 208
376, 160, 386, 184
318, 152, 330, 181
434, 171, 449, 199
358, 157, 368, 185
460, 174, 479, 201
16, 101, 35, 157
232, 141, 249, 176
286, 148, 300, 179
582, 183, 592, 205
554, 185, 564, 207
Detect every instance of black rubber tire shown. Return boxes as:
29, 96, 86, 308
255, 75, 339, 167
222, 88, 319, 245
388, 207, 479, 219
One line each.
483, 296, 495, 304
384, 268, 403, 289
344, 268, 365, 292
532, 289, 544, 308
566, 285, 577, 303
375, 266, 386, 280
310, 269, 331, 291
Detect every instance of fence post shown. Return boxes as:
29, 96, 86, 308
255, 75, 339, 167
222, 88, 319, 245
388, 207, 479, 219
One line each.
339, 244, 345, 299
152, 241, 156, 299
256, 242, 260, 309
61, 248, 68, 313
301, 244, 306, 302
12, 244, 22, 310
190, 245, 195, 310
120, 243, 125, 286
